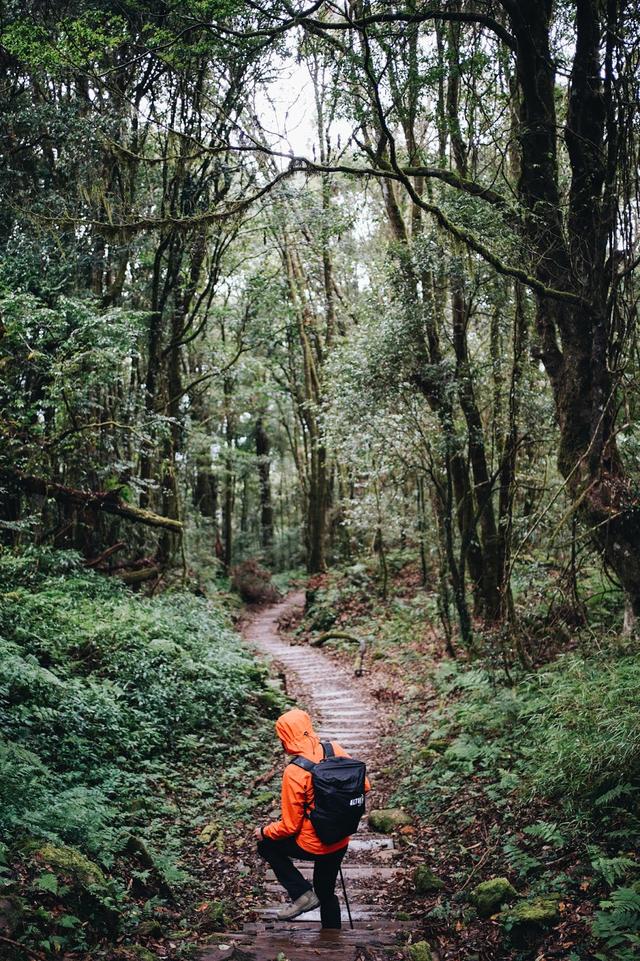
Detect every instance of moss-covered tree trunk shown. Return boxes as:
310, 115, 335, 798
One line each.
255, 415, 274, 561
512, 0, 640, 618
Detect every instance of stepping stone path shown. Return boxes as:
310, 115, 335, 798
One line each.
199, 592, 411, 961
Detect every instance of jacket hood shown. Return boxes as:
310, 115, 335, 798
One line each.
275, 708, 319, 755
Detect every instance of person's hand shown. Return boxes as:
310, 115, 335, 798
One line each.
253, 827, 263, 840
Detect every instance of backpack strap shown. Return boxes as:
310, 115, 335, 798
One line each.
290, 755, 316, 772
290, 743, 334, 770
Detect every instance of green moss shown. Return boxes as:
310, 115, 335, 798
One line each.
131, 946, 156, 961
470, 877, 518, 917
198, 822, 223, 846
414, 865, 445, 895
501, 895, 561, 945
407, 940, 433, 961
506, 896, 560, 925
202, 900, 229, 930
136, 918, 163, 937
37, 843, 106, 888
368, 808, 412, 833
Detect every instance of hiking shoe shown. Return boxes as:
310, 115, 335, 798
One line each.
276, 890, 320, 920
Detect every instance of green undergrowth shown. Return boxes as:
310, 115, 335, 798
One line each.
0, 547, 284, 958
303, 557, 640, 957
392, 648, 640, 959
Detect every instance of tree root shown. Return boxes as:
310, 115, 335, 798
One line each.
311, 631, 368, 676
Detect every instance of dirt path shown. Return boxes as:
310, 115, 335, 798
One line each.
199, 592, 410, 961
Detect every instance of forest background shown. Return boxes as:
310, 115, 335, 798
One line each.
1, 1, 640, 960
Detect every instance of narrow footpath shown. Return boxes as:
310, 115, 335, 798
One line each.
199, 592, 412, 961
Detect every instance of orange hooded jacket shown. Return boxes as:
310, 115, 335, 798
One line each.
262, 708, 371, 855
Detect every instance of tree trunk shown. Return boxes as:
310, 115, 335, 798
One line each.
220, 372, 236, 571
255, 415, 274, 560
306, 440, 328, 573
450, 277, 501, 620
194, 466, 218, 520
511, 0, 640, 616
496, 283, 528, 620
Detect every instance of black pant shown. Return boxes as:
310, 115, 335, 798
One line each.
257, 836, 347, 928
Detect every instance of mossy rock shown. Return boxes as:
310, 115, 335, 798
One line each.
198, 822, 224, 847
37, 843, 106, 889
124, 835, 173, 897
35, 843, 118, 928
406, 940, 433, 961
131, 947, 156, 961
309, 607, 337, 632
368, 809, 412, 833
200, 900, 229, 931
470, 877, 518, 917
414, 865, 445, 895
501, 896, 560, 946
136, 917, 163, 937
0, 896, 23, 936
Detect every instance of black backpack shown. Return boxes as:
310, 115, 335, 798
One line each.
291, 742, 367, 845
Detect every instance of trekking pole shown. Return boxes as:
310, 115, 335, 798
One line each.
339, 866, 354, 930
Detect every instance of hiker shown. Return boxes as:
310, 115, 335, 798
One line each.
254, 707, 370, 928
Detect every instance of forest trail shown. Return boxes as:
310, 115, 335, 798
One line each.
199, 591, 411, 961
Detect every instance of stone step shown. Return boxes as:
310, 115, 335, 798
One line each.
249, 917, 411, 931
287, 672, 329, 679
316, 737, 378, 745
346, 836, 394, 852
316, 701, 375, 721
256, 904, 383, 922
310, 690, 361, 695
316, 728, 377, 735
266, 865, 399, 880
264, 884, 393, 904
200, 927, 407, 959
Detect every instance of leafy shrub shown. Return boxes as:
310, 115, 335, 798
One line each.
402, 652, 640, 815
231, 558, 280, 604
0, 548, 282, 955
391, 647, 640, 955
592, 886, 640, 960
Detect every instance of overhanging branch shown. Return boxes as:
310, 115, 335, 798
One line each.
5, 472, 183, 533
202, 4, 516, 51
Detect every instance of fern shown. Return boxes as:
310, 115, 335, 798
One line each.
588, 847, 638, 888
523, 820, 566, 847
594, 782, 637, 808
502, 839, 541, 877
592, 886, 640, 958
